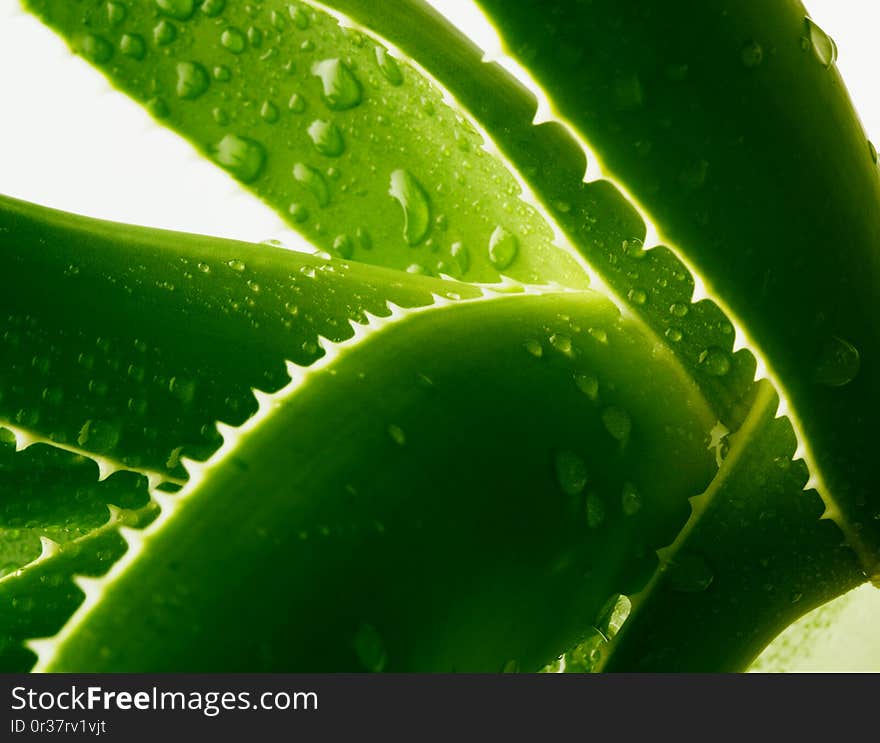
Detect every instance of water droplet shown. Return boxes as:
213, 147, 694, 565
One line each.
221, 27, 247, 54
77, 419, 121, 453
354, 622, 387, 672
288, 3, 310, 29
78, 34, 113, 64
555, 450, 587, 496
374, 46, 403, 85
247, 26, 263, 48
175, 61, 209, 99
586, 493, 606, 528
312, 58, 362, 110
147, 97, 169, 119
812, 336, 860, 387
667, 553, 714, 592
621, 482, 642, 515
107, 1, 126, 26
389, 169, 431, 246
212, 107, 228, 124
406, 263, 430, 276
256, 100, 278, 123
622, 237, 646, 260
226, 259, 246, 272
574, 372, 599, 400
669, 302, 689, 318
288, 93, 307, 113
356, 227, 372, 251
805, 17, 837, 68
549, 333, 575, 358
156, 0, 194, 20
523, 339, 543, 358
307, 119, 345, 157
201, 0, 225, 17
293, 163, 330, 207
387, 424, 406, 446
153, 20, 176, 46
288, 202, 310, 222
169, 376, 196, 404
601, 406, 631, 442
698, 347, 731, 377
627, 287, 647, 305
450, 242, 470, 275
197, 262, 210, 274
740, 40, 763, 68
333, 234, 354, 258
665, 327, 683, 343
488, 226, 518, 270
119, 33, 146, 60
212, 134, 265, 183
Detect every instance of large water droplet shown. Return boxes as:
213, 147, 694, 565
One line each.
549, 333, 575, 358
212, 134, 265, 183
312, 59, 362, 111
260, 100, 279, 123
574, 372, 599, 400
374, 47, 403, 85
523, 339, 543, 358
221, 27, 247, 54
288, 93, 307, 113
153, 20, 176, 46
201, 0, 225, 17
450, 242, 470, 275
289, 3, 310, 29
812, 336, 860, 387
354, 622, 387, 672
488, 226, 519, 270
107, 1, 126, 26
805, 18, 837, 68
667, 553, 714, 592
333, 234, 354, 258
555, 450, 588, 496
78, 34, 113, 64
175, 61, 209, 99
389, 169, 431, 246
156, 0, 194, 20
119, 33, 146, 60
307, 119, 345, 157
77, 419, 121, 453
293, 163, 330, 207
698, 347, 731, 377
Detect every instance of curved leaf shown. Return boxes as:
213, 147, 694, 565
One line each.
21, 0, 587, 287
470, 0, 880, 573
34, 289, 722, 671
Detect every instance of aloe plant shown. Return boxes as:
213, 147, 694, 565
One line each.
1, 0, 878, 672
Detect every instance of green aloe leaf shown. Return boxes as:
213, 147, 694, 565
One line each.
0, 193, 477, 669
33, 287, 726, 671
21, 0, 587, 287
468, 0, 880, 573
